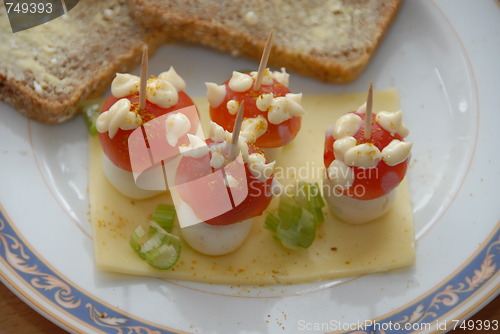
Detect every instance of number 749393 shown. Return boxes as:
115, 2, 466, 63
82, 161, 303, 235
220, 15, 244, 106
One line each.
451, 319, 498, 331
5, 2, 53, 14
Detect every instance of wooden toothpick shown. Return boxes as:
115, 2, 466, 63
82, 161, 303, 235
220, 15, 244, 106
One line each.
364, 82, 373, 140
228, 101, 245, 161
253, 31, 274, 91
138, 45, 148, 110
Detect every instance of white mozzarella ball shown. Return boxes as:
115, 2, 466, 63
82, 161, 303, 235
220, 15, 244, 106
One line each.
102, 154, 164, 200
323, 177, 396, 224
180, 219, 253, 256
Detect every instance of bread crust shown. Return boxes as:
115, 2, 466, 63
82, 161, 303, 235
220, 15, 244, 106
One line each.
0, 0, 402, 124
0, 35, 163, 124
129, 0, 402, 83
0, 0, 165, 124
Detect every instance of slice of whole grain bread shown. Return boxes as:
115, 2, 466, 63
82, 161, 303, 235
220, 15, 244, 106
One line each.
129, 0, 402, 83
0, 0, 164, 124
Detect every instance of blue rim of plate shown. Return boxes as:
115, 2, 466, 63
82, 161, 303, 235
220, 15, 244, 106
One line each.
0, 205, 177, 334
341, 222, 500, 334
0, 205, 498, 333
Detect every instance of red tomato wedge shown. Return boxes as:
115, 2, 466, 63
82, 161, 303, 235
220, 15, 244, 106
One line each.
98, 92, 194, 171
324, 111, 409, 200
175, 139, 273, 226
209, 76, 301, 148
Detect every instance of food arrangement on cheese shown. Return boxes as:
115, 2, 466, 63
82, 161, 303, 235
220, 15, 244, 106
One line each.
88, 83, 415, 285
87, 36, 414, 284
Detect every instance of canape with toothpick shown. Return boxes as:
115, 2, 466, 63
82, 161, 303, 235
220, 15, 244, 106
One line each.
323, 83, 412, 224
173, 101, 276, 256
206, 31, 305, 162
96, 46, 195, 199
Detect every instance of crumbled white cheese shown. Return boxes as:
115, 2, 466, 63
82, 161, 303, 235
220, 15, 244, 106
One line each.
333, 136, 357, 162
228, 71, 253, 92
250, 68, 273, 86
376, 110, 409, 138
111, 73, 140, 98
179, 134, 209, 158
96, 98, 142, 138
272, 68, 290, 87
332, 113, 362, 140
344, 143, 381, 168
158, 67, 186, 92
381, 140, 412, 166
247, 153, 275, 182
226, 99, 240, 115
256, 93, 274, 112
165, 113, 191, 147
206, 82, 226, 108
146, 78, 179, 108
210, 150, 225, 169
240, 115, 268, 143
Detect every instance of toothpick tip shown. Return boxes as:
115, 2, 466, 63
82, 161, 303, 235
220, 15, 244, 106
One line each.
138, 45, 149, 110
253, 31, 274, 91
364, 82, 374, 140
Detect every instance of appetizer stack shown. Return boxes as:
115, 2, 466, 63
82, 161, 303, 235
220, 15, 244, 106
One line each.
207, 67, 304, 160
174, 121, 275, 255
96, 66, 194, 199
323, 85, 412, 223
89, 35, 414, 281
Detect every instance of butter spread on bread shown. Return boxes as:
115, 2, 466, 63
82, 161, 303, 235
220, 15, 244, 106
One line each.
0, 0, 164, 124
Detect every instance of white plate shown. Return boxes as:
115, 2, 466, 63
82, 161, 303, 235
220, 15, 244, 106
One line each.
1, 0, 499, 333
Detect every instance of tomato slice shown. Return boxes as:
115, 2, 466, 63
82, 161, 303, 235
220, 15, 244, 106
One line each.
209, 76, 301, 148
175, 140, 273, 226
324, 111, 409, 200
98, 92, 194, 171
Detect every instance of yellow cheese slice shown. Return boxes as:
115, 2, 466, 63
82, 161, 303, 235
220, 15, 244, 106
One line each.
89, 89, 415, 285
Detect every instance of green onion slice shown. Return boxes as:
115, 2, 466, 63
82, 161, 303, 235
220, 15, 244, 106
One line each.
144, 225, 181, 270
264, 212, 280, 235
79, 98, 105, 136
279, 208, 316, 249
264, 182, 325, 249
129, 225, 148, 260
277, 196, 301, 225
152, 204, 176, 233
295, 182, 325, 224
129, 220, 181, 270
